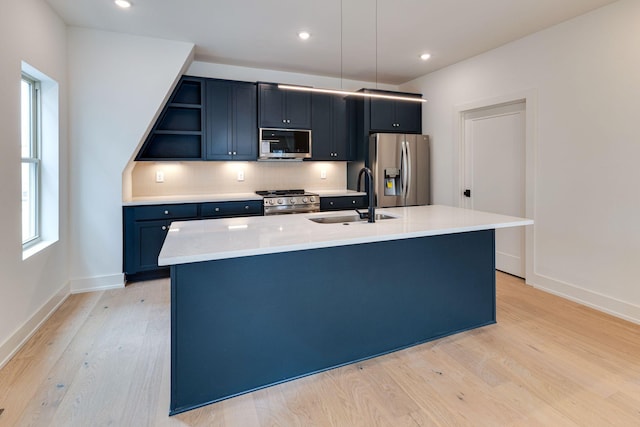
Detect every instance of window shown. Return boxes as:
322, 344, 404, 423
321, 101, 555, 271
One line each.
21, 73, 41, 247
20, 61, 59, 259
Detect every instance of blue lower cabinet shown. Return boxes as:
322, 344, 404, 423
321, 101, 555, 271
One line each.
200, 201, 263, 218
320, 195, 368, 211
123, 201, 263, 281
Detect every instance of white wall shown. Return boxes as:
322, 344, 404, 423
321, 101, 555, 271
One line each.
67, 28, 194, 292
402, 0, 640, 323
0, 0, 69, 367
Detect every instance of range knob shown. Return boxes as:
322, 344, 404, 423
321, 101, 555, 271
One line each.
302, 197, 308, 203
290, 198, 296, 204
277, 198, 284, 204
310, 196, 316, 203
269, 199, 275, 205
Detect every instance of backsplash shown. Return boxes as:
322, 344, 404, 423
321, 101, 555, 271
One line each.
131, 161, 347, 197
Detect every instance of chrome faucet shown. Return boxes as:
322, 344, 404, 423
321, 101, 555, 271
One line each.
356, 167, 376, 223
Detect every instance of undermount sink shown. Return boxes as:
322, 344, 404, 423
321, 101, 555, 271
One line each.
308, 213, 399, 224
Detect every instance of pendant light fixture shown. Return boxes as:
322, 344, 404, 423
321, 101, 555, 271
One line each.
279, 0, 426, 103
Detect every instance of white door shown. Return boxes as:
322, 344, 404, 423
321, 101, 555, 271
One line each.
463, 102, 526, 278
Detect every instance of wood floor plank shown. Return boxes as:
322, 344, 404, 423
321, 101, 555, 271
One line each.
2, 271, 640, 426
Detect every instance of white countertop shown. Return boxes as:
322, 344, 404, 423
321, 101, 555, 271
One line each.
310, 189, 367, 197
123, 192, 262, 206
158, 205, 533, 266
123, 190, 365, 206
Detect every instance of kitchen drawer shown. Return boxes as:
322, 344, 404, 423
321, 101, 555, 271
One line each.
200, 200, 263, 218
320, 196, 368, 211
132, 204, 199, 221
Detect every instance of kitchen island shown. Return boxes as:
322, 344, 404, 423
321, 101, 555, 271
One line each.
159, 205, 532, 415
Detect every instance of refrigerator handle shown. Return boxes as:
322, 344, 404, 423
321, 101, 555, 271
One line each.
401, 140, 409, 202
405, 140, 412, 202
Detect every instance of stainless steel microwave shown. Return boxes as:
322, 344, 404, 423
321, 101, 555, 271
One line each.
259, 128, 312, 160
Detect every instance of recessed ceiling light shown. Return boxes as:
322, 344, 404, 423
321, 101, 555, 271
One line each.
114, 0, 132, 8
298, 31, 311, 40
420, 53, 431, 61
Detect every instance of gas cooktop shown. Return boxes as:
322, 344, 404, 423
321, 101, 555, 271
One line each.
256, 189, 319, 215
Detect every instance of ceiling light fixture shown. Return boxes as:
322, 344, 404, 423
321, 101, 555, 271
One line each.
114, 0, 132, 8
278, 85, 425, 102
279, 0, 426, 103
298, 31, 311, 40
420, 53, 431, 61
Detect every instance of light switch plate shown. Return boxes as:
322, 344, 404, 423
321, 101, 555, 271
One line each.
155, 170, 164, 183
320, 169, 327, 179
237, 170, 245, 181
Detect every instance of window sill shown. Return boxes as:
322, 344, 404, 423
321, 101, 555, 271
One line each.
22, 239, 56, 260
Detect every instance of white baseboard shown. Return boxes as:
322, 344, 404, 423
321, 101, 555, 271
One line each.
529, 273, 640, 325
0, 281, 70, 370
70, 273, 125, 294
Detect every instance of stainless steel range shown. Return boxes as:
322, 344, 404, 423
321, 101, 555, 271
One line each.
256, 189, 320, 215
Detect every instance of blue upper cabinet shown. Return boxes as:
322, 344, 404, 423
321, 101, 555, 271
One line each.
136, 76, 205, 161
258, 83, 311, 129
206, 79, 257, 161
311, 93, 350, 160
366, 89, 422, 134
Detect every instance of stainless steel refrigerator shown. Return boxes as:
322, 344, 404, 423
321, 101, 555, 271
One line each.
368, 133, 430, 207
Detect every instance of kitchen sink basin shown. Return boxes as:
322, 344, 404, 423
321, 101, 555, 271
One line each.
308, 213, 399, 224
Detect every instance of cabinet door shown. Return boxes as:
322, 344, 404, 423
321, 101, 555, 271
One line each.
394, 100, 422, 134
133, 220, 170, 272
205, 80, 233, 160
284, 91, 311, 129
232, 82, 258, 160
311, 93, 333, 160
369, 98, 397, 132
332, 95, 349, 160
259, 84, 286, 128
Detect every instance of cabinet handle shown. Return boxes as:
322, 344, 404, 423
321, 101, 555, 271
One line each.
287, 119, 291, 123
352, 200, 356, 204
282, 119, 286, 123
330, 201, 334, 205
228, 151, 232, 155
233, 151, 237, 155
162, 226, 167, 231
164, 210, 169, 215
215, 207, 220, 212
245, 205, 250, 209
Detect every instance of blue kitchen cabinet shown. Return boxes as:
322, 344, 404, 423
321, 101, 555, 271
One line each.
311, 93, 350, 160
123, 201, 263, 282
367, 89, 422, 134
136, 76, 205, 161
258, 83, 311, 129
320, 195, 367, 211
206, 79, 257, 161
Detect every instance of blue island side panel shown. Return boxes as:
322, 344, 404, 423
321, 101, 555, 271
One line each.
170, 229, 496, 415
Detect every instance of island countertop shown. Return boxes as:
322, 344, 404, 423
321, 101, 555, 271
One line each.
158, 204, 533, 266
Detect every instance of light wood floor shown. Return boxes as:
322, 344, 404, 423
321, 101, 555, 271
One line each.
1, 272, 640, 426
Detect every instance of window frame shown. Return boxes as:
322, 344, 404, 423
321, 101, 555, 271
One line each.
21, 72, 42, 248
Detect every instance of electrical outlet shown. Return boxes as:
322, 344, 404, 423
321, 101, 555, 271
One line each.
155, 171, 164, 183
320, 169, 327, 179
237, 170, 245, 181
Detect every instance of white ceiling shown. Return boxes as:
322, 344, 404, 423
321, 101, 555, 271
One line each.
45, 0, 619, 85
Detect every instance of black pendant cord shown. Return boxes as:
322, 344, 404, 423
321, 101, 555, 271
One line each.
340, 0, 343, 89
375, 0, 378, 89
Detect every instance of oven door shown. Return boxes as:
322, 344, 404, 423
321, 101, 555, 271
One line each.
259, 128, 311, 160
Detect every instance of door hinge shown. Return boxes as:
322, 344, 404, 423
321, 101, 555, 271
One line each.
463, 189, 471, 197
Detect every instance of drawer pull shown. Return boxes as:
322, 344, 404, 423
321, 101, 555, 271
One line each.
352, 200, 356, 204
245, 205, 249, 209
215, 207, 220, 212
162, 226, 167, 231
164, 210, 169, 215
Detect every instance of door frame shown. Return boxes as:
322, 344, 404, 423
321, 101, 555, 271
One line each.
453, 90, 537, 283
